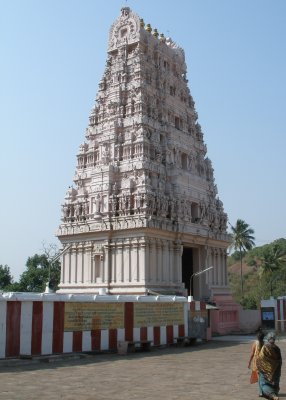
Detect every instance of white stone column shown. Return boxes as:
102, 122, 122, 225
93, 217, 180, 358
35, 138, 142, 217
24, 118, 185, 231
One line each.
150, 239, 157, 283
123, 238, 131, 283
209, 247, 215, 286
170, 242, 175, 283
205, 249, 211, 287
162, 240, 168, 282
99, 254, 103, 283
219, 248, 224, 286
129, 239, 138, 282
156, 239, 162, 283
84, 242, 92, 284
214, 248, 219, 285
138, 237, 146, 283
60, 253, 65, 284
111, 242, 116, 283
103, 244, 110, 284
114, 240, 124, 283
174, 242, 182, 283
135, 239, 140, 282
70, 245, 77, 283
223, 249, 228, 286
77, 243, 83, 283
145, 239, 151, 283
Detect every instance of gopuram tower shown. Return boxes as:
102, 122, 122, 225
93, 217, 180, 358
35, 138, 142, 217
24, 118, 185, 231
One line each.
56, 7, 230, 301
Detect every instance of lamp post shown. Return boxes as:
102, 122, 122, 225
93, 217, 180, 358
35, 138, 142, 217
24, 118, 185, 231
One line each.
44, 262, 53, 294
44, 244, 72, 294
189, 266, 214, 301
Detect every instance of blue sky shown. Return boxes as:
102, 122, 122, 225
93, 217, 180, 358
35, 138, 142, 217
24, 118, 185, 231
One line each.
1, 0, 285, 280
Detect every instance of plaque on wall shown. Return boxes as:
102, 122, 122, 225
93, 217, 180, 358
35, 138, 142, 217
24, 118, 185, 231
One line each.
134, 302, 184, 327
64, 302, 124, 331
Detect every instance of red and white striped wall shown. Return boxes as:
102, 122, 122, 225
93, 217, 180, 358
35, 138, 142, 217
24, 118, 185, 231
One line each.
0, 293, 198, 359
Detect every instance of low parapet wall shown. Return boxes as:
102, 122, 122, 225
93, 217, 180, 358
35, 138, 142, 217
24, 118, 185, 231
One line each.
0, 292, 197, 359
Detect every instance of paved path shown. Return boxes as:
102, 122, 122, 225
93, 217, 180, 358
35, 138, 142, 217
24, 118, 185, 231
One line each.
0, 337, 285, 400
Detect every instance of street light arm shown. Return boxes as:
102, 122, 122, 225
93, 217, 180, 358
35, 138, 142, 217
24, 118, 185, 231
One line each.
44, 244, 72, 294
191, 266, 214, 279
190, 266, 214, 299
50, 244, 72, 264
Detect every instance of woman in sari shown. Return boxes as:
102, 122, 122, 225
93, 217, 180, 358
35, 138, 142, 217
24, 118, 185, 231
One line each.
256, 332, 282, 400
248, 330, 265, 395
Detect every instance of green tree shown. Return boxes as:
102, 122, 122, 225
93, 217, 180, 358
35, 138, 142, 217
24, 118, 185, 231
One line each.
0, 265, 13, 289
4, 282, 23, 292
18, 251, 61, 293
229, 219, 255, 297
259, 244, 286, 296
240, 295, 257, 310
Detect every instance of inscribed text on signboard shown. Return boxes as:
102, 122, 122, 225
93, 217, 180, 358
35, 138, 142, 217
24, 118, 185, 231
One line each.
64, 302, 124, 331
134, 302, 184, 327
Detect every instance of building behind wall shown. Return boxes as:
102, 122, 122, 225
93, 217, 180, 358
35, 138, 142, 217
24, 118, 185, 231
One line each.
56, 7, 238, 328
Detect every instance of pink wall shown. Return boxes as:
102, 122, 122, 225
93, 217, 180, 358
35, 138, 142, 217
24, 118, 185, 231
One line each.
211, 294, 241, 335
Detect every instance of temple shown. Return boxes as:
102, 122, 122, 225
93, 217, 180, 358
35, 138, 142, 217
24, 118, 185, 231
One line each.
56, 7, 236, 323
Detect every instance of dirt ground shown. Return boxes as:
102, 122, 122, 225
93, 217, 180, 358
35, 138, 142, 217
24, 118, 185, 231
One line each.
0, 337, 285, 400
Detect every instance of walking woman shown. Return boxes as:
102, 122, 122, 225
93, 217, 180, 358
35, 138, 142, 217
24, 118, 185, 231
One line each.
256, 332, 282, 400
248, 330, 265, 396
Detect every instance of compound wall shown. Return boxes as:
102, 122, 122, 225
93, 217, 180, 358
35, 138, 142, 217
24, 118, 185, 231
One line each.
0, 293, 201, 359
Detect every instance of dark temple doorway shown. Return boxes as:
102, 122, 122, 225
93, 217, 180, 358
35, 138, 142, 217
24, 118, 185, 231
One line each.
182, 247, 193, 296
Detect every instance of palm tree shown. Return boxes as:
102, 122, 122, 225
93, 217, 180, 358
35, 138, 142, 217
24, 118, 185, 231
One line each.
259, 244, 286, 296
229, 219, 255, 297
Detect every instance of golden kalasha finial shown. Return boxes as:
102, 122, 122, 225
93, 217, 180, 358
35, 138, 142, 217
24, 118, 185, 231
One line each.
146, 23, 152, 33
153, 28, 159, 38
140, 18, 145, 28
159, 33, 166, 42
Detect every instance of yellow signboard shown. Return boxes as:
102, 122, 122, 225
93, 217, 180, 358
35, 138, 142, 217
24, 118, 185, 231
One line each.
134, 302, 184, 327
64, 302, 124, 331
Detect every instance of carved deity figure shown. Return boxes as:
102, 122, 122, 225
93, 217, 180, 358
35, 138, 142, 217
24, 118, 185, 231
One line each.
75, 203, 82, 219
94, 194, 102, 214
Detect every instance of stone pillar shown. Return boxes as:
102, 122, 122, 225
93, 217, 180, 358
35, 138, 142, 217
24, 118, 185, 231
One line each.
103, 243, 110, 284
84, 242, 92, 284
209, 248, 215, 286
223, 249, 228, 286
170, 242, 175, 282
214, 248, 219, 285
124, 238, 131, 283
145, 239, 151, 283
70, 245, 77, 283
130, 238, 138, 282
100, 254, 104, 283
77, 243, 83, 283
205, 249, 210, 287
138, 237, 146, 283
219, 248, 223, 286
60, 253, 65, 284
116, 240, 124, 283
156, 239, 162, 283
149, 239, 156, 283
162, 240, 169, 282
110, 241, 116, 284
174, 242, 182, 283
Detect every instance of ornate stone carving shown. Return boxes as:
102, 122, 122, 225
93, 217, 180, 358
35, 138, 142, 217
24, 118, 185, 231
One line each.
57, 7, 230, 297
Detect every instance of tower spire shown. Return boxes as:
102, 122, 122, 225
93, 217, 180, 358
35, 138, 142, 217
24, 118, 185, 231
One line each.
57, 8, 229, 297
